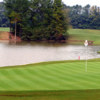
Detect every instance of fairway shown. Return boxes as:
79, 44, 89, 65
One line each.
68, 29, 100, 45
0, 60, 100, 91
0, 60, 100, 100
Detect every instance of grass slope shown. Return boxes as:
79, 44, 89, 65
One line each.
0, 60, 100, 99
68, 29, 100, 45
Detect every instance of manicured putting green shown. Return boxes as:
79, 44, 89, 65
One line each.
0, 61, 100, 91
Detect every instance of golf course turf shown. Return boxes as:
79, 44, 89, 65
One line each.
68, 29, 100, 45
0, 59, 100, 100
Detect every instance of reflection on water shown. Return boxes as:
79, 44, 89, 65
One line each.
0, 42, 100, 67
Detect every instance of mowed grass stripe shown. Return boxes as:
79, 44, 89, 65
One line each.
31, 61, 100, 89
44, 63, 83, 75
19, 69, 62, 90
0, 70, 19, 90
54, 62, 85, 72
34, 62, 100, 89
42, 64, 100, 89
87, 62, 100, 72
53, 63, 100, 88
4, 63, 100, 90
12, 69, 45, 90
0, 61, 100, 91
0, 69, 40, 90
58, 62, 100, 73
0, 70, 30, 90
26, 68, 64, 90
38, 63, 84, 75
28, 63, 100, 89
34, 66, 84, 89
31, 68, 79, 90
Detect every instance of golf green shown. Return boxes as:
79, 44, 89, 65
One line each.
0, 60, 100, 91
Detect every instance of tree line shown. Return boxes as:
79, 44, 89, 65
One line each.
65, 4, 100, 29
4, 0, 68, 41
0, 2, 9, 27
0, 1, 100, 41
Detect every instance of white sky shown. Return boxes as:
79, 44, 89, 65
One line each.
0, 0, 99, 7
62, 0, 100, 7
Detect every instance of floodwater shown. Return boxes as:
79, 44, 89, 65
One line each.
0, 42, 100, 67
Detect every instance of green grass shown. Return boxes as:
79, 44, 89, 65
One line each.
0, 60, 100, 99
97, 51, 100, 54
1, 60, 100, 91
68, 29, 100, 45
0, 27, 10, 32
0, 28, 100, 45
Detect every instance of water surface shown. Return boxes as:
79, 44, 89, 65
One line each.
0, 42, 100, 67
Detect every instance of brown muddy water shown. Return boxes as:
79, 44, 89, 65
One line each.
0, 42, 100, 67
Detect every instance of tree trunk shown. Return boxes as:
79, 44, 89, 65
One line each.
15, 21, 17, 43
9, 21, 12, 43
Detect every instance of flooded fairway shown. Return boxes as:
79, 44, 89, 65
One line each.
0, 42, 100, 67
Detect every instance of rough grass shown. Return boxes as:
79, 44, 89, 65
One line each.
97, 51, 100, 54
0, 90, 100, 100
0, 27, 10, 32
0, 60, 100, 99
68, 29, 100, 45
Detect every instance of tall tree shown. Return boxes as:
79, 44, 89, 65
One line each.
4, 0, 69, 41
50, 0, 68, 40
9, 11, 21, 42
4, 0, 29, 35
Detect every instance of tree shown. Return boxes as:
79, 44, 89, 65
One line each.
0, 2, 9, 27
4, 0, 29, 37
65, 4, 100, 29
49, 0, 68, 40
4, 0, 69, 42
9, 11, 21, 42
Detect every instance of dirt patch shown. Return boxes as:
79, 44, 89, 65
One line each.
0, 31, 9, 40
0, 31, 21, 42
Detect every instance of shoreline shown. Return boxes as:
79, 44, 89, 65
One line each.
0, 58, 100, 68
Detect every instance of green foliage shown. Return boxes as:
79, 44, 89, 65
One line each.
97, 51, 100, 54
0, 2, 9, 27
4, 0, 30, 36
65, 5, 100, 29
45, 0, 68, 40
4, 0, 69, 41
